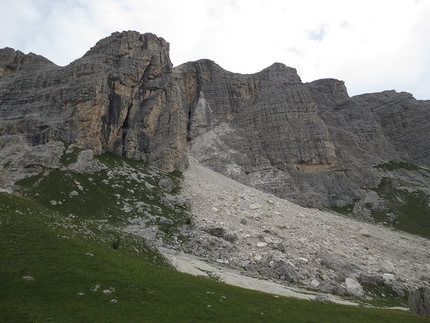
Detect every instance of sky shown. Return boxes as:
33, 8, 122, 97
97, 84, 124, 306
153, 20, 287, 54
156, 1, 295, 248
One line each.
1, 0, 429, 100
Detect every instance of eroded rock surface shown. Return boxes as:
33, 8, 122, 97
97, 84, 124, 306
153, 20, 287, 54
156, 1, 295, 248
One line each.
1, 30, 430, 212
409, 287, 430, 318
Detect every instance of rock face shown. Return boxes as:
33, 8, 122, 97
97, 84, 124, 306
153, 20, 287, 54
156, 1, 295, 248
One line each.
1, 30, 430, 211
409, 287, 430, 318
0, 31, 187, 191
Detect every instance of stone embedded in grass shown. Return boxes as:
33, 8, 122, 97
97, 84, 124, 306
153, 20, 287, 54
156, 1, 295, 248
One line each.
91, 284, 100, 292
408, 287, 430, 318
22, 275, 34, 281
315, 293, 331, 302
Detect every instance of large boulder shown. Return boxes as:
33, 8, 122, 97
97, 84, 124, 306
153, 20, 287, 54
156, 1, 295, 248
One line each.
357, 273, 385, 286
319, 253, 360, 281
408, 287, 430, 318
345, 277, 364, 298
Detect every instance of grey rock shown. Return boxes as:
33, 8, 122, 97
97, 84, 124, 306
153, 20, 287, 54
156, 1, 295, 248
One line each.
274, 260, 299, 284
318, 281, 345, 296
241, 260, 251, 267
319, 253, 360, 279
68, 150, 107, 174
158, 178, 176, 193
275, 243, 286, 252
203, 227, 225, 237
345, 277, 364, 298
222, 232, 238, 243
310, 279, 321, 288
380, 260, 395, 274
359, 229, 372, 237
382, 273, 395, 282
392, 285, 405, 298
0, 138, 65, 191
357, 273, 385, 286
408, 287, 430, 318
315, 294, 331, 302
160, 196, 175, 210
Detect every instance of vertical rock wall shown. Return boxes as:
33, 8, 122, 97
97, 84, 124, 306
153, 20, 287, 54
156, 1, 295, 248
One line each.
1, 30, 430, 209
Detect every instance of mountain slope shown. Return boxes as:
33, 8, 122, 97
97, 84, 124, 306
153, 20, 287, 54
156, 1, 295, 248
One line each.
4, 155, 430, 322
1, 30, 429, 234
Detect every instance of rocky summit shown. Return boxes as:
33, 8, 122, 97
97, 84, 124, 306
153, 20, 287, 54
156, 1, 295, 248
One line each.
1, 30, 430, 216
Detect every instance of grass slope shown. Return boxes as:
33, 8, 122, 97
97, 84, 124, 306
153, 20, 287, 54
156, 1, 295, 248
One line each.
17, 151, 190, 243
1, 193, 428, 323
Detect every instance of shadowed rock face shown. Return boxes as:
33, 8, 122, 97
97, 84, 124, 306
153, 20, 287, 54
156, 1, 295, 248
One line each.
1, 30, 430, 209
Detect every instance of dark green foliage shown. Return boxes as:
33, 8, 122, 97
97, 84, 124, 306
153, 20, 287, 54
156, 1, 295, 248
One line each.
112, 236, 121, 250
375, 162, 419, 172
328, 204, 354, 216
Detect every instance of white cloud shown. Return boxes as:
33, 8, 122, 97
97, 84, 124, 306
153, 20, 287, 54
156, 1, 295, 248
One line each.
0, 0, 429, 99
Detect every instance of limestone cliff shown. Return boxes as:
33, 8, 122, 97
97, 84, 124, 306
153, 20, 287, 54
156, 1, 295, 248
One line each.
1, 31, 429, 214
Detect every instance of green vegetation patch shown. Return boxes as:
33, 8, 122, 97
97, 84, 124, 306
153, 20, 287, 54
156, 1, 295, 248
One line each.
17, 152, 189, 242
375, 162, 419, 172
371, 178, 430, 239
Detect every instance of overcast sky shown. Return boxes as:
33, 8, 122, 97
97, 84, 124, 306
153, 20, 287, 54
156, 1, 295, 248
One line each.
1, 0, 429, 99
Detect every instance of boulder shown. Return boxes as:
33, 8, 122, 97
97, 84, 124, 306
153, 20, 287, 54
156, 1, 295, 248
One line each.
408, 287, 430, 318
273, 260, 299, 284
357, 273, 385, 286
345, 277, 364, 298
158, 178, 176, 193
318, 281, 345, 296
311, 279, 320, 288
392, 285, 405, 298
380, 260, 395, 274
319, 253, 360, 279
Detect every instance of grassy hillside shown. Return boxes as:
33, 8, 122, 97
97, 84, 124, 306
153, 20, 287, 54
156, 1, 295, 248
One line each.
1, 151, 429, 322
17, 150, 191, 245
1, 193, 428, 323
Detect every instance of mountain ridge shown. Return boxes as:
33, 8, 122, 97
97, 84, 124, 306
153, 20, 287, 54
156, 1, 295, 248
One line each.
1, 30, 429, 221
